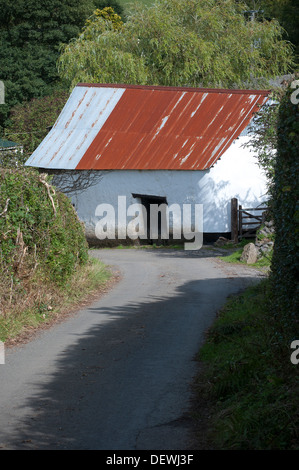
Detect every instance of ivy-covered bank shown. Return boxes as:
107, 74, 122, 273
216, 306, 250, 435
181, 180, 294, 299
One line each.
0, 168, 111, 342
270, 82, 299, 336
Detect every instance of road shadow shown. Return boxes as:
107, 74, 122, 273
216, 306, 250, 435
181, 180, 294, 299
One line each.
2, 274, 262, 450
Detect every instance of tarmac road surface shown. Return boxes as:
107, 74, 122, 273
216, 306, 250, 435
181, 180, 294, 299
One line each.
0, 248, 264, 450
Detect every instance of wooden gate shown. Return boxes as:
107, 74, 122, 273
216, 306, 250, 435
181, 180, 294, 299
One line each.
231, 198, 268, 242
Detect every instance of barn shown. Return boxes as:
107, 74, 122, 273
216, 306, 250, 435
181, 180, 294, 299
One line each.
25, 83, 270, 247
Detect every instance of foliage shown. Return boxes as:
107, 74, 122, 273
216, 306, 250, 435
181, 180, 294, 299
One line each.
83, 7, 124, 38
199, 113, 299, 448
58, 6, 147, 87
242, 78, 299, 342
242, 0, 299, 62
93, 0, 124, 18
200, 78, 299, 449
2, 90, 69, 164
269, 79, 299, 332
244, 90, 281, 193
0, 0, 100, 128
0, 168, 89, 288
117, 0, 153, 9
198, 280, 299, 449
58, 0, 294, 90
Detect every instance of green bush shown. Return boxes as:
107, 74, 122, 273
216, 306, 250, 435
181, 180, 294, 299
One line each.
0, 168, 88, 286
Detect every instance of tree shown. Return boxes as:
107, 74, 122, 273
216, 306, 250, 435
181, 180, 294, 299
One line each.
240, 0, 299, 61
58, 6, 147, 88
3, 90, 69, 165
83, 6, 124, 36
0, 0, 98, 129
244, 89, 281, 189
93, 0, 124, 19
58, 0, 295, 90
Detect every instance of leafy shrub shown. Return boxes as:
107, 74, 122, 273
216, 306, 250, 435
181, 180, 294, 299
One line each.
270, 79, 299, 336
0, 168, 88, 288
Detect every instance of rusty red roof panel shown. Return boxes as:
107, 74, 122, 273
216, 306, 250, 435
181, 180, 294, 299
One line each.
26, 83, 270, 170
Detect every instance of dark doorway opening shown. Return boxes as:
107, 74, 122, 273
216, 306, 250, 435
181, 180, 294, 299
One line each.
132, 193, 168, 245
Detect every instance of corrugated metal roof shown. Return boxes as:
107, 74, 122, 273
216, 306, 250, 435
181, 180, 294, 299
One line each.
25, 83, 270, 171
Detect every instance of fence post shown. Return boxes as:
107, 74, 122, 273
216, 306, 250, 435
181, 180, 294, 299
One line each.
231, 198, 238, 243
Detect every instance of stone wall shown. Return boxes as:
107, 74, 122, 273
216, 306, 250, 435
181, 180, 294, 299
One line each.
240, 220, 275, 264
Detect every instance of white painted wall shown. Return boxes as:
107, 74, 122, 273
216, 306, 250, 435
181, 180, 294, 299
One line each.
55, 136, 268, 243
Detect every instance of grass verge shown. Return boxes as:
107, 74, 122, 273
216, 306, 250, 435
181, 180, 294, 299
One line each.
195, 279, 299, 449
0, 257, 113, 346
219, 242, 273, 268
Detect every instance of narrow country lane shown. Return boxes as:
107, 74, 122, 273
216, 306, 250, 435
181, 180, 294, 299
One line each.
0, 248, 264, 450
